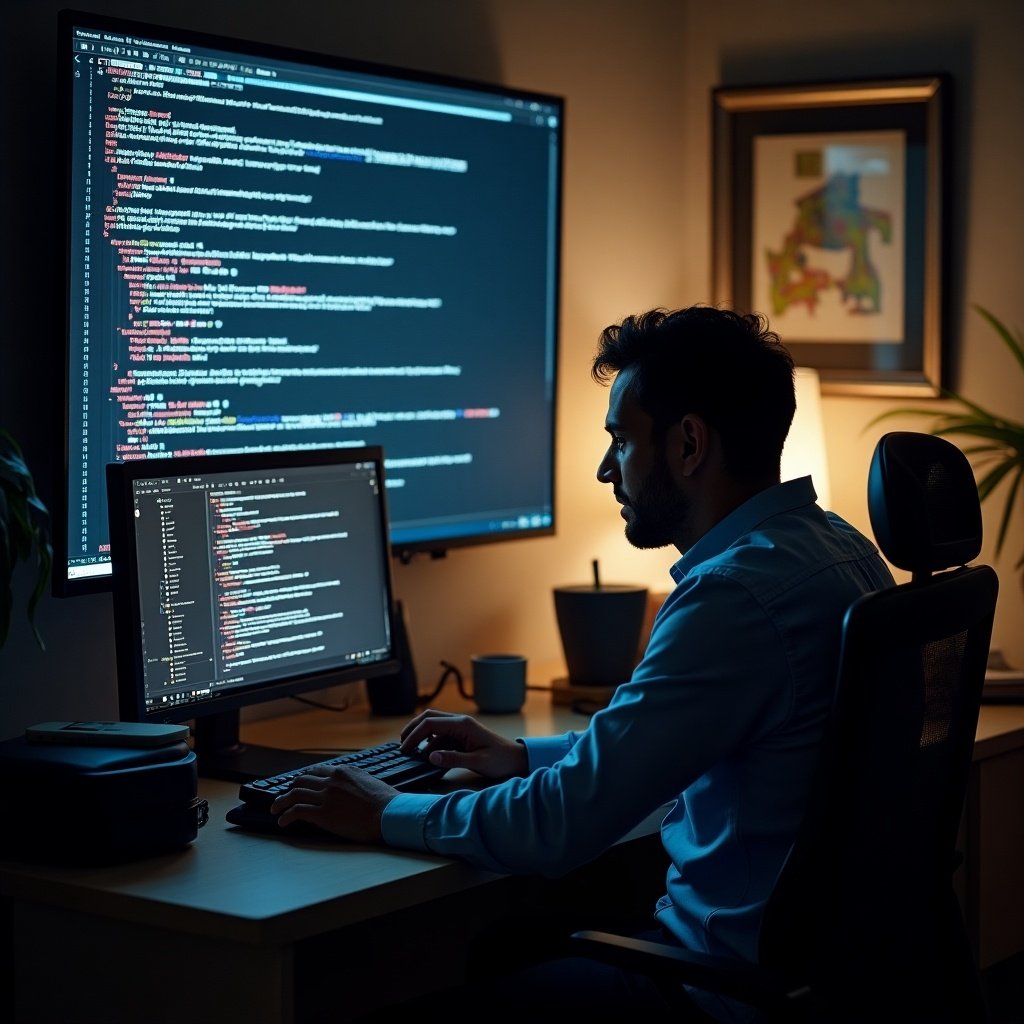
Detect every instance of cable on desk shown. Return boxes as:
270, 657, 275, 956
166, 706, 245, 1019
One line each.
419, 663, 554, 704
290, 693, 358, 713
417, 661, 595, 715
418, 660, 465, 704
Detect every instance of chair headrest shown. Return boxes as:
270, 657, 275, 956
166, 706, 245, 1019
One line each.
868, 432, 982, 575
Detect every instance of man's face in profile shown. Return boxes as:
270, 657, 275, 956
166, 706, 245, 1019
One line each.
598, 368, 690, 550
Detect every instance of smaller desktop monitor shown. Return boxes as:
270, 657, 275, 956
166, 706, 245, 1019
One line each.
107, 445, 398, 781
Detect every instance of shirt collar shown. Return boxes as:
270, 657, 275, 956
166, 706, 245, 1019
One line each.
669, 476, 819, 584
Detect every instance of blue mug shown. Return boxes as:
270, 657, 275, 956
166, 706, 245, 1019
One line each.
470, 654, 527, 713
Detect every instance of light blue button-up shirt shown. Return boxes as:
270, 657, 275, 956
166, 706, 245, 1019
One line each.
382, 478, 893, 992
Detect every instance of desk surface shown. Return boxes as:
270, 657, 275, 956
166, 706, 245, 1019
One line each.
2, 690, 1023, 949
974, 700, 1024, 758
0, 690, 597, 948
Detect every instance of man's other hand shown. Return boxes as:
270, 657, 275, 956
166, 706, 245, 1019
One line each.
271, 765, 398, 842
399, 709, 529, 779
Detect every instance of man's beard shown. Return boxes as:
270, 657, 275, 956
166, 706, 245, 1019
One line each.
618, 456, 690, 549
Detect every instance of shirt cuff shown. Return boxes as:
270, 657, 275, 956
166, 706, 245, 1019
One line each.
380, 791, 443, 852
522, 733, 576, 770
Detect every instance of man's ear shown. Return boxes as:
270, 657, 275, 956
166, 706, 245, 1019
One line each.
677, 414, 708, 477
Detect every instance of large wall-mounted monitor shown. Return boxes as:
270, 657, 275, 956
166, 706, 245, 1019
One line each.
57, 10, 562, 595
107, 445, 398, 780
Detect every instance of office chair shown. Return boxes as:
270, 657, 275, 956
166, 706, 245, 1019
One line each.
572, 431, 1000, 1023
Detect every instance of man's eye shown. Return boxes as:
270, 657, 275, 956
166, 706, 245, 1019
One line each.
611, 436, 626, 451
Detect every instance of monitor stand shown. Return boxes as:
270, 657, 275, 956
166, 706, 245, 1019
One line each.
192, 710, 320, 783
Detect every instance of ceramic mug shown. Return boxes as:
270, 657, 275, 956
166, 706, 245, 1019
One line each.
470, 653, 528, 713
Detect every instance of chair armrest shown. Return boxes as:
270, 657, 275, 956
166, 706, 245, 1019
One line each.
570, 930, 812, 1017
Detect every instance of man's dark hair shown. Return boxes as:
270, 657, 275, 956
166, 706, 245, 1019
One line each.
592, 305, 796, 480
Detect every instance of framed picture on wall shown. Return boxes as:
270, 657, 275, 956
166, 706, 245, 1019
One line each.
712, 76, 949, 396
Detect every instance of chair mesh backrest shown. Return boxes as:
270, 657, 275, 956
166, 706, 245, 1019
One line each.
921, 630, 966, 748
760, 432, 998, 1020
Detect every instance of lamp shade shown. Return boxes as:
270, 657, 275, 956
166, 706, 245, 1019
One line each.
781, 367, 832, 509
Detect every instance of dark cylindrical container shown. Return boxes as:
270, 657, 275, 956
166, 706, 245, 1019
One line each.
553, 584, 648, 686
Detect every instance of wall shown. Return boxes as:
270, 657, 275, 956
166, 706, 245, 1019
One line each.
2, 0, 1022, 737
672, 0, 1024, 664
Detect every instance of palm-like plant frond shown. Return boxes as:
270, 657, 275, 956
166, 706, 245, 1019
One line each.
867, 304, 1024, 570
0, 429, 51, 649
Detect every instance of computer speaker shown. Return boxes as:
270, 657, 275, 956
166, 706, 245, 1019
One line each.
366, 599, 419, 716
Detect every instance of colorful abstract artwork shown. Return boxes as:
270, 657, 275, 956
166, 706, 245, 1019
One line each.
752, 131, 905, 344
712, 77, 946, 395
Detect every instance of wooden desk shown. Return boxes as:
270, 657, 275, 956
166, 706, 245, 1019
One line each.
0, 690, 655, 1024
964, 702, 1024, 967
2, 694, 1023, 1022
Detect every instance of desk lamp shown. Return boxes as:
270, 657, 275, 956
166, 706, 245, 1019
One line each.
781, 367, 832, 509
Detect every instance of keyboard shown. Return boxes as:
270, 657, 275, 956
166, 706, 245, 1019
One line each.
236, 741, 447, 812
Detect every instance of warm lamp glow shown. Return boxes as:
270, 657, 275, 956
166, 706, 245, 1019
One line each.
781, 367, 832, 509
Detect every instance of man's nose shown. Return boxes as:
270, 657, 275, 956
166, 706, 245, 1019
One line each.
596, 451, 618, 483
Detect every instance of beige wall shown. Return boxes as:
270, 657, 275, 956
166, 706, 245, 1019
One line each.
671, 0, 1024, 666
2, 0, 1021, 736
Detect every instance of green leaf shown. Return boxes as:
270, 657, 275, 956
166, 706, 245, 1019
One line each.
975, 457, 1022, 502
993, 464, 1023, 558
0, 538, 11, 649
961, 445, 1011, 460
0, 490, 8, 557
865, 406, 945, 429
7, 494, 32, 562
973, 304, 1024, 377
0, 430, 32, 486
26, 530, 51, 651
942, 390, 1008, 425
0, 428, 51, 650
863, 305, 1024, 573
931, 423, 1024, 449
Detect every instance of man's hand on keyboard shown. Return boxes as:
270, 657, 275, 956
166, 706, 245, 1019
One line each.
398, 709, 529, 780
270, 765, 398, 842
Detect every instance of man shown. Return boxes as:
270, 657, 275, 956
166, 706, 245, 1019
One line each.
273, 305, 895, 1020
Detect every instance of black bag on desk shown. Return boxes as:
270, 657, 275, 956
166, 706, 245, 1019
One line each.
0, 737, 209, 864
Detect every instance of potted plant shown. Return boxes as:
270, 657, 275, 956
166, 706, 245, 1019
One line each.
870, 304, 1024, 575
0, 429, 51, 649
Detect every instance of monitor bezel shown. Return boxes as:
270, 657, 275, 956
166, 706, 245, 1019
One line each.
107, 444, 400, 728
55, 9, 563, 596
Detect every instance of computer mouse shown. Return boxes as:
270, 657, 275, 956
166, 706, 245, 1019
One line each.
225, 802, 338, 840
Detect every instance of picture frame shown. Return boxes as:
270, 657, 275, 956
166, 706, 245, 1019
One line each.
712, 77, 948, 396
